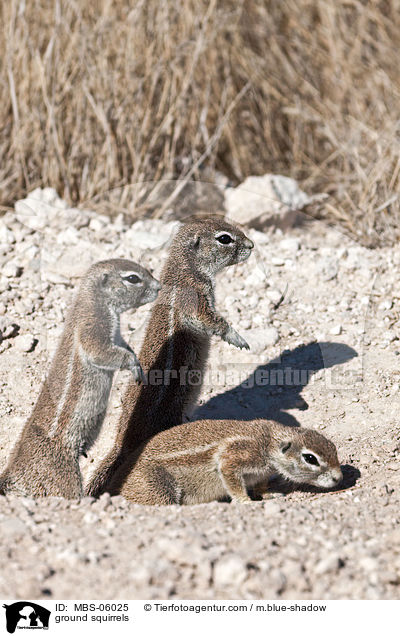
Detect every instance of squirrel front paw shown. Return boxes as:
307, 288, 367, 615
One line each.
223, 326, 250, 350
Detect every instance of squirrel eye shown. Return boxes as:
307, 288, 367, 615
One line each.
302, 453, 320, 466
123, 274, 142, 284
216, 233, 234, 245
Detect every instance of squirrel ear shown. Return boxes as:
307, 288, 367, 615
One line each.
280, 442, 291, 454
189, 234, 200, 249
101, 272, 109, 285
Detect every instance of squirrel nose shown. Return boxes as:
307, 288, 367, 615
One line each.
244, 238, 254, 249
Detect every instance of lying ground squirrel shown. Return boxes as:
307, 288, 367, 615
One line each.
0, 259, 160, 498
106, 419, 343, 504
86, 218, 254, 496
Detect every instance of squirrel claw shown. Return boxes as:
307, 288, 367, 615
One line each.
224, 327, 250, 350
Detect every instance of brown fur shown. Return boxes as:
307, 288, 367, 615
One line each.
107, 419, 343, 505
0, 259, 160, 498
86, 219, 254, 496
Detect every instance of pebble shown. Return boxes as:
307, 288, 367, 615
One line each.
0, 518, 27, 537
263, 327, 280, 345
213, 555, 248, 587
266, 289, 283, 305
314, 554, 341, 575
329, 325, 342, 336
379, 299, 393, 311
359, 557, 378, 572
2, 323, 19, 339
3, 262, 22, 278
271, 257, 285, 266
279, 238, 300, 252
13, 334, 36, 352
0, 226, 16, 245
320, 259, 338, 281
263, 501, 281, 516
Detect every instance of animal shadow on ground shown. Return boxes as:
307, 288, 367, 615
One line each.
193, 341, 358, 427
193, 340, 360, 499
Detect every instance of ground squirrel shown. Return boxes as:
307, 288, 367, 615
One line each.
86, 218, 254, 496
106, 419, 343, 504
0, 259, 160, 498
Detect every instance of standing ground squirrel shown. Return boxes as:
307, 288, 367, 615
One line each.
86, 218, 254, 496
0, 259, 160, 498
106, 419, 343, 504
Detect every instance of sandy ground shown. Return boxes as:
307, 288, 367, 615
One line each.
0, 189, 399, 600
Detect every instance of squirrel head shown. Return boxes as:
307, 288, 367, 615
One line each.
88, 259, 161, 312
171, 218, 254, 277
271, 427, 343, 489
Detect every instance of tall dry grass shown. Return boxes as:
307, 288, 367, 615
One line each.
1, 0, 400, 244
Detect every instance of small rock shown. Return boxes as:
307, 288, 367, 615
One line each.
245, 327, 280, 353
263, 327, 280, 346
3, 262, 22, 278
314, 554, 341, 575
225, 174, 325, 228
386, 462, 399, 471
41, 271, 70, 285
2, 323, 19, 339
279, 238, 300, 252
246, 268, 268, 286
89, 217, 108, 232
130, 565, 151, 586
56, 227, 80, 245
263, 501, 281, 516
0, 518, 27, 537
329, 325, 342, 336
266, 289, 283, 305
320, 260, 338, 281
379, 299, 393, 311
213, 555, 248, 587
13, 334, 37, 352
271, 257, 285, 266
0, 225, 16, 245
360, 557, 378, 572
83, 511, 99, 524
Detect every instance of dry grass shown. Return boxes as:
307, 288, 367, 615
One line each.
1, 0, 400, 245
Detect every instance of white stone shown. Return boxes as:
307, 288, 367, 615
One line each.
379, 299, 393, 311
56, 227, 80, 245
124, 228, 171, 250
314, 554, 340, 575
3, 262, 22, 278
0, 225, 16, 245
271, 257, 285, 266
246, 327, 279, 353
213, 555, 248, 587
279, 238, 300, 252
329, 325, 342, 336
0, 518, 26, 536
225, 174, 326, 227
263, 501, 281, 516
266, 289, 283, 305
264, 327, 280, 346
245, 268, 267, 286
89, 217, 108, 232
13, 334, 36, 352
41, 270, 70, 285
360, 557, 378, 572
